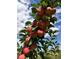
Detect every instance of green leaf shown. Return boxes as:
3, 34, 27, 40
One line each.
19, 29, 26, 33
32, 27, 37, 31
48, 29, 53, 36
25, 32, 29, 35
29, 39, 33, 46
31, 4, 40, 7
19, 32, 26, 36
30, 13, 35, 16
53, 30, 59, 34
20, 38, 25, 43
25, 21, 32, 26
45, 16, 51, 20
36, 15, 41, 20
30, 13, 36, 19
49, 24, 54, 28
32, 7, 37, 13
19, 31, 28, 38
30, 11, 42, 20
50, 17, 57, 24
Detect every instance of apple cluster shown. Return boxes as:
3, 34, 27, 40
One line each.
17, 4, 57, 59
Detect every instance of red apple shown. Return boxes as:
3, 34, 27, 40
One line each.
23, 47, 30, 54
32, 20, 38, 27
38, 20, 46, 29
38, 20, 49, 30
37, 29, 45, 37
18, 54, 25, 59
32, 20, 49, 30
46, 7, 56, 15
36, 6, 45, 16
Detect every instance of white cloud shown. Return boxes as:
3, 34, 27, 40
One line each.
56, 8, 61, 14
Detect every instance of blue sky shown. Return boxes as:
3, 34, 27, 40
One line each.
17, 0, 61, 43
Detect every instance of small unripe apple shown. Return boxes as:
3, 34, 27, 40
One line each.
18, 54, 25, 59
37, 29, 45, 37
23, 47, 30, 54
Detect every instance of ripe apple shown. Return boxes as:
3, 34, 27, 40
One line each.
38, 20, 50, 30
33, 20, 49, 30
32, 20, 38, 27
23, 47, 30, 54
38, 20, 46, 29
18, 54, 25, 59
37, 29, 45, 37
46, 7, 56, 15
36, 6, 45, 16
